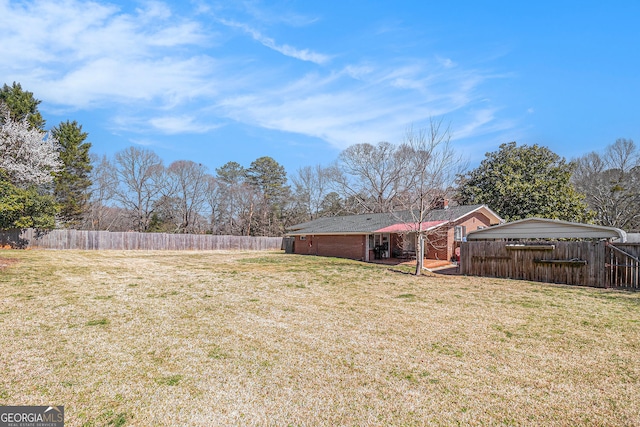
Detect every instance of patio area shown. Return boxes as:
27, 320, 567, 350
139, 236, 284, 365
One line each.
369, 257, 457, 271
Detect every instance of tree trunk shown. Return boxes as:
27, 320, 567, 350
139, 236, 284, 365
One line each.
246, 202, 254, 236
415, 234, 424, 276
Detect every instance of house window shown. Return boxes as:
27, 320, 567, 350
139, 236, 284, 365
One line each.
454, 226, 466, 242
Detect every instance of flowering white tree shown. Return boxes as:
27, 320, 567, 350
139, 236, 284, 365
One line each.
0, 110, 61, 186
0, 107, 61, 229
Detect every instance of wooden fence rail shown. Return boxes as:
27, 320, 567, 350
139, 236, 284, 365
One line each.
460, 240, 640, 289
460, 240, 603, 288
0, 229, 283, 251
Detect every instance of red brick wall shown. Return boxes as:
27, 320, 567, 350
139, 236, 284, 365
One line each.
423, 211, 493, 261
293, 235, 366, 260
445, 211, 493, 261
293, 235, 312, 255
456, 211, 492, 234
425, 232, 448, 260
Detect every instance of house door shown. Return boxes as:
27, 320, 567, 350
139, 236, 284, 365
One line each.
381, 233, 390, 258
371, 233, 390, 259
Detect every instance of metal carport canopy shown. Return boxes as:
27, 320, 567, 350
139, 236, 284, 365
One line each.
466, 217, 627, 242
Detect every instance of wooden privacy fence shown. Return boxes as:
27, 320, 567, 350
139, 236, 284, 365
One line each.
460, 240, 640, 290
0, 229, 283, 251
607, 243, 640, 289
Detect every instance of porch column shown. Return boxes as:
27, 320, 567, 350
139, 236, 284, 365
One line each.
364, 234, 370, 262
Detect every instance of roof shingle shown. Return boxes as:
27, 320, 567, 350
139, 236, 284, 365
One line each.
287, 204, 490, 235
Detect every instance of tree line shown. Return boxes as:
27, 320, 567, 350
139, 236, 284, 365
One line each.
1, 82, 639, 235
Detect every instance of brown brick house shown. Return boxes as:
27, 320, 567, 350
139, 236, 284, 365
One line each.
286, 204, 502, 262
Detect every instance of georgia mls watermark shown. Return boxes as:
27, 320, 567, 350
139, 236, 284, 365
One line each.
0, 406, 64, 427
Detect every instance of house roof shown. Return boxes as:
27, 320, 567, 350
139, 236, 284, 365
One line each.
286, 204, 502, 235
466, 217, 627, 242
375, 220, 447, 233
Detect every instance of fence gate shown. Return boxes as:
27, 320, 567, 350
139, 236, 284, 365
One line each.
606, 243, 640, 290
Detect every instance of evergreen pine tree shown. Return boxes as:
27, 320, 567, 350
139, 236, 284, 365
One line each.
52, 120, 93, 227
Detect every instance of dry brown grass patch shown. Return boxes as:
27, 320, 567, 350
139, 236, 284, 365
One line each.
0, 250, 639, 426
0, 257, 19, 270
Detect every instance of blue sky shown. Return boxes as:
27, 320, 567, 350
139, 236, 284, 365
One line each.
2, 0, 638, 177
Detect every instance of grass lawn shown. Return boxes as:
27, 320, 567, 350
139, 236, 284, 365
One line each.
0, 250, 639, 426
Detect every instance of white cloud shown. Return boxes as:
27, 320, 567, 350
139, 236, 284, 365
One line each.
217, 59, 501, 149
111, 109, 224, 136
129, 138, 157, 147
437, 56, 456, 69
148, 115, 222, 134
240, 1, 320, 27
343, 65, 375, 80
39, 55, 219, 108
0, 0, 213, 109
453, 109, 515, 141
135, 0, 172, 20
219, 19, 331, 65
0, 0, 515, 151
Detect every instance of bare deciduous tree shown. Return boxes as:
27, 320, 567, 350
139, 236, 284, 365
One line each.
203, 175, 222, 233
112, 146, 165, 232
165, 160, 209, 233
331, 121, 464, 275
235, 182, 261, 236
292, 164, 332, 221
334, 141, 407, 213
215, 161, 247, 235
395, 121, 466, 275
573, 138, 640, 230
82, 154, 117, 230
